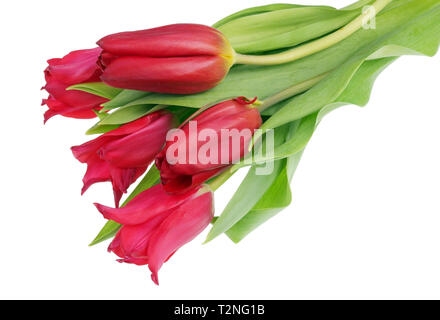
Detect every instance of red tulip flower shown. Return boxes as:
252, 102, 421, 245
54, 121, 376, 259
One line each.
97, 24, 235, 94
155, 97, 262, 193
71, 111, 175, 206
42, 48, 108, 123
94, 184, 214, 285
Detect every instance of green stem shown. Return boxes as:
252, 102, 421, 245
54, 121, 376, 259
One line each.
234, 0, 393, 66
258, 72, 330, 112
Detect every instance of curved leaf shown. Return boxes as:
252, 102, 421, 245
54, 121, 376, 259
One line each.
213, 4, 307, 29
67, 82, 122, 100
260, 0, 440, 133
218, 6, 359, 53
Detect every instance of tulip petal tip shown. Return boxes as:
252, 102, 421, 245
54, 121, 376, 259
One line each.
150, 272, 159, 286
93, 203, 110, 219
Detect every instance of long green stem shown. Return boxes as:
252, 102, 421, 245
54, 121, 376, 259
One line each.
234, 0, 393, 66
258, 72, 330, 112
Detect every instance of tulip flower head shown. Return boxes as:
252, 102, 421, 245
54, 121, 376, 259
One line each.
94, 184, 214, 285
42, 48, 108, 123
97, 24, 235, 94
71, 111, 175, 206
156, 97, 262, 193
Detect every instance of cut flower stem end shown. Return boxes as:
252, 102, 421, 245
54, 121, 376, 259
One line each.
233, 0, 393, 66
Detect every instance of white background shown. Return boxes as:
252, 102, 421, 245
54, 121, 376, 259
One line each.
1, 0, 439, 299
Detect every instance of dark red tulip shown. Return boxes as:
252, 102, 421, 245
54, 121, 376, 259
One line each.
94, 184, 214, 285
71, 111, 175, 206
155, 97, 262, 193
42, 48, 108, 123
97, 24, 235, 94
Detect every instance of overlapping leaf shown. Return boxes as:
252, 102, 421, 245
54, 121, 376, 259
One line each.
217, 5, 360, 53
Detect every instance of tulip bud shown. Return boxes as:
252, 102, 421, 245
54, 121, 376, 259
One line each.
155, 97, 262, 193
71, 111, 175, 206
42, 48, 108, 123
94, 184, 214, 285
97, 24, 235, 94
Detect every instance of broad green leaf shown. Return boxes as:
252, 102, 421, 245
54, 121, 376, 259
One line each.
100, 90, 151, 112
218, 6, 360, 53
225, 153, 303, 243
232, 113, 317, 170
85, 123, 119, 135
343, 0, 375, 10
93, 110, 107, 121
67, 82, 122, 100
205, 160, 286, 243
219, 122, 305, 243
85, 104, 155, 134
260, 0, 440, 132
231, 57, 397, 169
205, 125, 290, 243
85, 111, 121, 135
98, 105, 156, 125
213, 4, 307, 28
89, 165, 160, 246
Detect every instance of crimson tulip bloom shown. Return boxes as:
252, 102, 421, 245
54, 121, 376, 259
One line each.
71, 111, 175, 206
94, 184, 214, 285
155, 97, 262, 193
97, 24, 235, 94
42, 48, 108, 123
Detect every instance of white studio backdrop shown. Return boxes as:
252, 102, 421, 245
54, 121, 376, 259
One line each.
0, 0, 439, 299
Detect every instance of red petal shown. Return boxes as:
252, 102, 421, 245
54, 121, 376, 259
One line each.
98, 24, 228, 58
94, 184, 201, 225
99, 112, 174, 168
81, 159, 112, 195
147, 190, 214, 285
46, 48, 103, 85
101, 55, 229, 94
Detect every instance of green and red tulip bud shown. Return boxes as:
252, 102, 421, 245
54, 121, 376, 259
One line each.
155, 97, 262, 193
97, 24, 235, 94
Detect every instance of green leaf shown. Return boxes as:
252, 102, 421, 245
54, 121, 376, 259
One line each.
213, 4, 313, 29
205, 160, 286, 243
85, 104, 158, 134
85, 123, 120, 135
232, 113, 317, 170
260, 0, 440, 132
67, 82, 122, 100
100, 90, 151, 112
225, 152, 304, 243
99, 105, 156, 125
88, 220, 121, 247
205, 125, 290, 243
343, 0, 375, 10
89, 165, 161, 246
218, 6, 360, 54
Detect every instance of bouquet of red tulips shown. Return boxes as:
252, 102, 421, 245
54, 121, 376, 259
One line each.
41, 0, 440, 285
